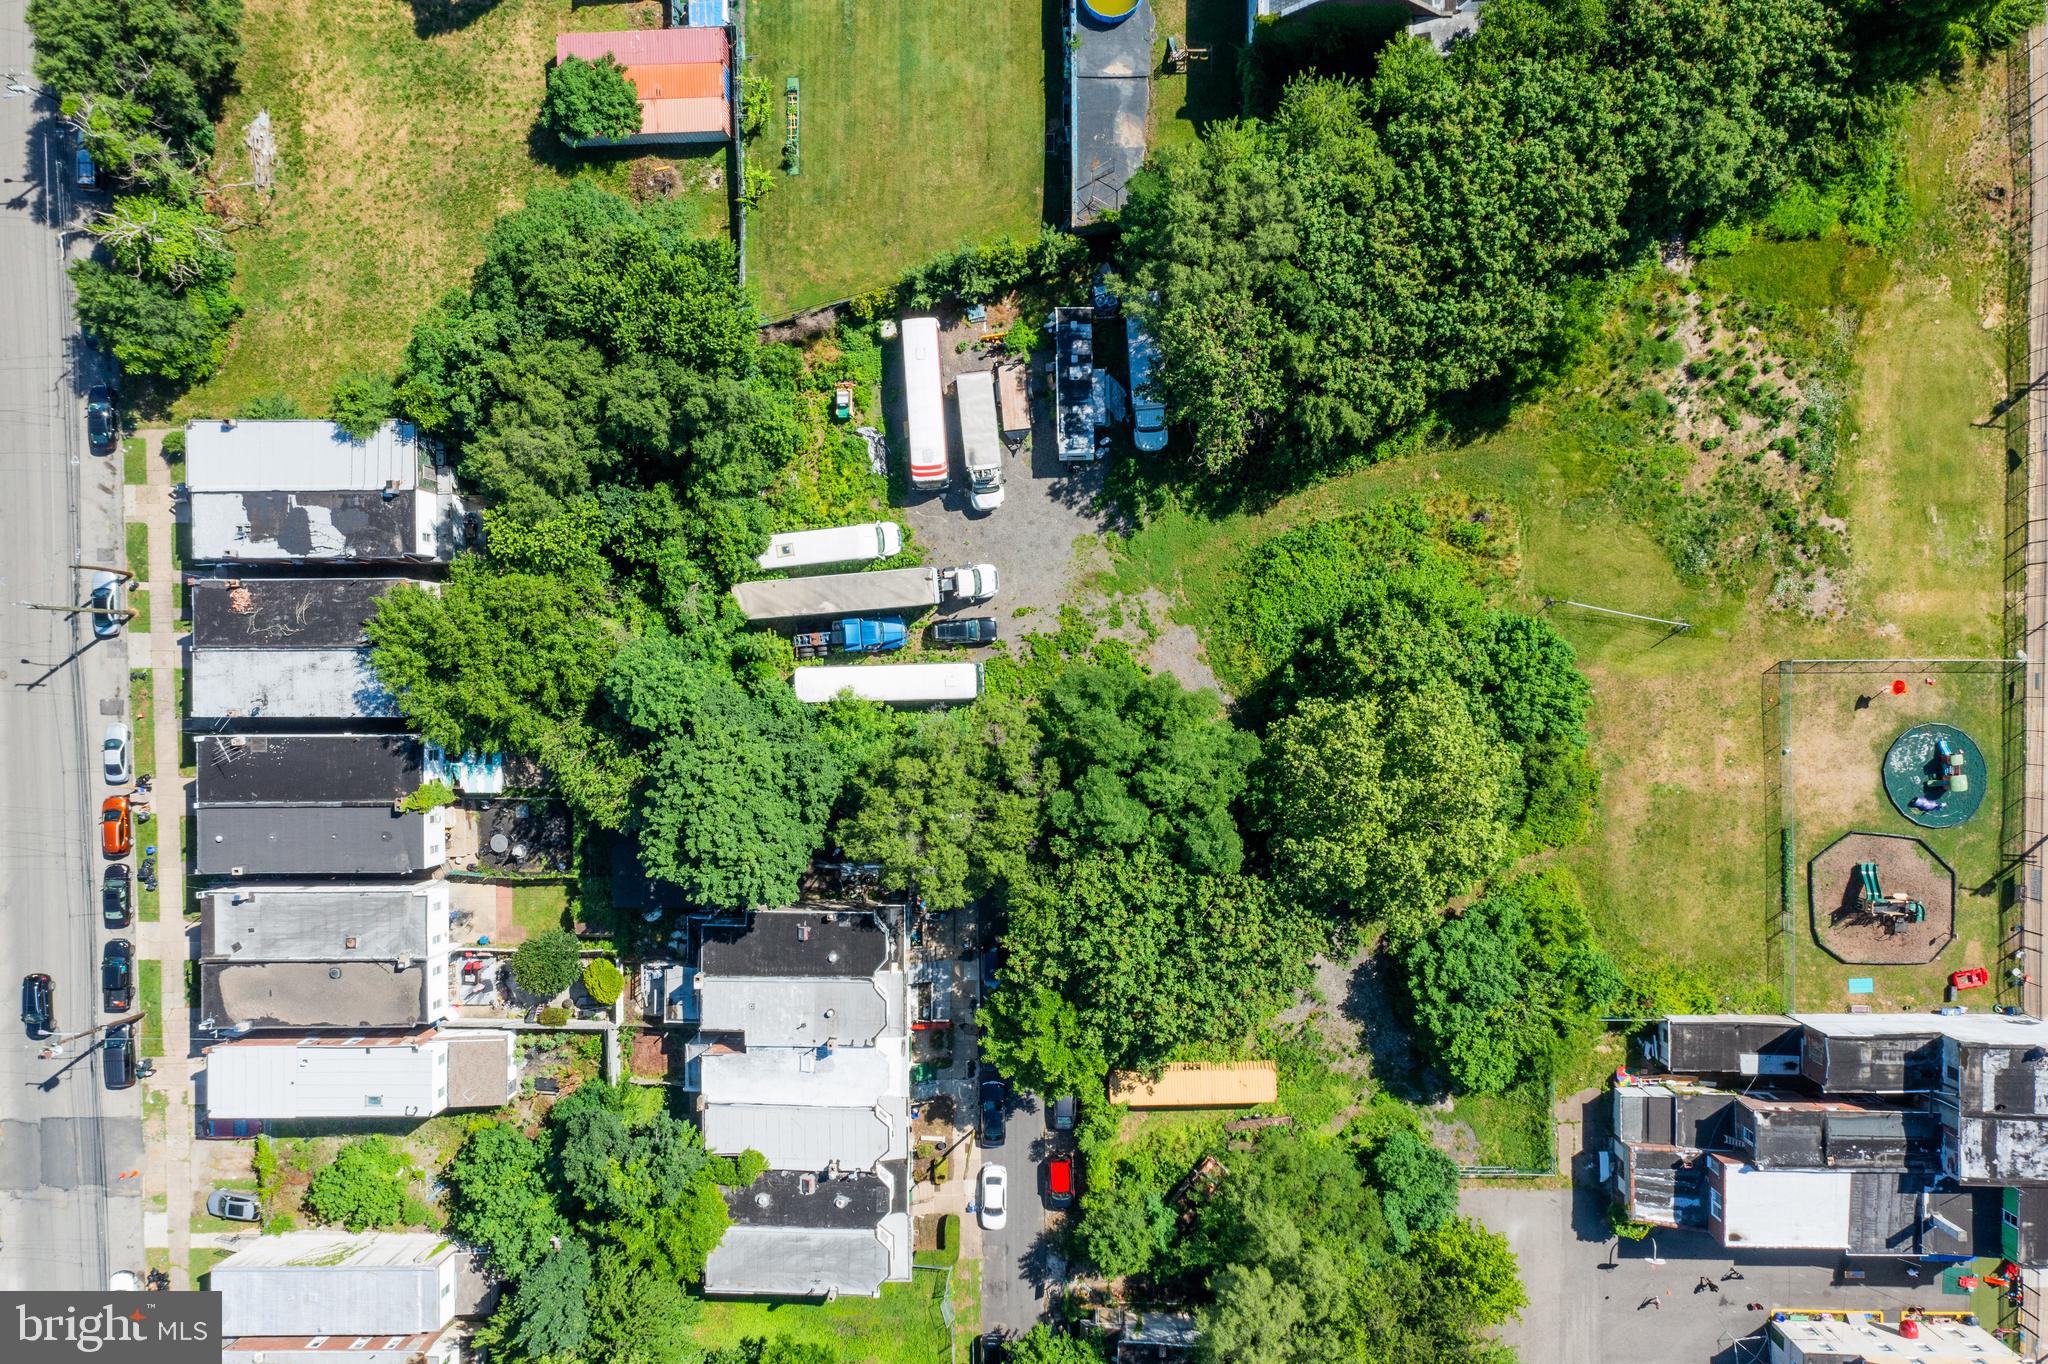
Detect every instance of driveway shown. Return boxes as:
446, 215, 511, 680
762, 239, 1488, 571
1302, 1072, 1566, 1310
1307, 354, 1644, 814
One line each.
976, 1090, 1069, 1336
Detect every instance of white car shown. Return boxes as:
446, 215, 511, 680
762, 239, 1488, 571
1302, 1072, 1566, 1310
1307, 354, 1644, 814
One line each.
102, 723, 131, 785
978, 1164, 1008, 1231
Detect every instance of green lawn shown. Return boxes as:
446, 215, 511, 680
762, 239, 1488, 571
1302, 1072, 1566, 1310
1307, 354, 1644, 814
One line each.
179, 0, 722, 416
129, 668, 156, 785
189, 1248, 228, 1289
125, 521, 148, 583
122, 437, 147, 486
127, 588, 151, 636
743, 0, 1047, 318
1097, 66, 2013, 1013
138, 960, 164, 1058
1148, 0, 1246, 153
512, 883, 572, 940
692, 1270, 957, 1364
177, 669, 194, 776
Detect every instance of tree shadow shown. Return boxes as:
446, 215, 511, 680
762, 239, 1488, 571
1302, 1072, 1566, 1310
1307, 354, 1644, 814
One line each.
409, 0, 509, 39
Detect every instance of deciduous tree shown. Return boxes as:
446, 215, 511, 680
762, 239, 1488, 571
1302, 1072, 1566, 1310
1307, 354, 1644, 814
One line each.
541, 56, 642, 145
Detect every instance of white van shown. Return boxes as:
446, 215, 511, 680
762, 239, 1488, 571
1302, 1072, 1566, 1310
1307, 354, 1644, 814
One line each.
956, 371, 1004, 512
756, 521, 904, 572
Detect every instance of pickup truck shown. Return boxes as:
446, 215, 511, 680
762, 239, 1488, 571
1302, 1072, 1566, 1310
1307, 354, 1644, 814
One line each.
792, 616, 907, 659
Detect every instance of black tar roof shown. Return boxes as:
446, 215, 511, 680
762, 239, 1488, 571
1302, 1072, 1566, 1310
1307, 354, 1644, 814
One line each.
196, 734, 424, 806
191, 576, 418, 648
698, 909, 891, 979
724, 1170, 893, 1230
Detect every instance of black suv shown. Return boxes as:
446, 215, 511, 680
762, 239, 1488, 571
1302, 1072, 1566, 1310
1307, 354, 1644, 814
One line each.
932, 617, 999, 647
102, 863, 131, 930
20, 973, 53, 1037
103, 1023, 136, 1090
101, 939, 133, 1013
85, 385, 115, 457
978, 1077, 1008, 1149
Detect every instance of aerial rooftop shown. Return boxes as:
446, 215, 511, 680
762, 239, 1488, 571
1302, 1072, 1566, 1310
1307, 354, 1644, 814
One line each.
189, 649, 397, 721
185, 419, 423, 493
195, 734, 425, 805
191, 575, 423, 649
195, 805, 446, 877
200, 959, 441, 1032
190, 489, 462, 563
198, 881, 448, 961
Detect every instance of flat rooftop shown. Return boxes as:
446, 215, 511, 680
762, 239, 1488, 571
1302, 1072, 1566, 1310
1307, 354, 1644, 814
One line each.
201, 960, 436, 1031
703, 1222, 907, 1300
699, 909, 892, 979
190, 648, 397, 720
697, 974, 900, 1049
185, 419, 422, 494
725, 1170, 893, 1230
191, 576, 422, 649
444, 1032, 518, 1109
195, 805, 441, 877
191, 490, 459, 563
212, 1232, 452, 1337
200, 882, 446, 960
196, 734, 423, 805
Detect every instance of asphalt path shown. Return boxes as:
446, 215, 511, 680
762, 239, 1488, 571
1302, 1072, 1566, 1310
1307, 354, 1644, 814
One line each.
0, 1, 142, 1289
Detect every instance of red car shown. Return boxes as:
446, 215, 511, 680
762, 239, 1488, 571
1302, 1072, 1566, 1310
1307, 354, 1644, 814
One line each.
1046, 1156, 1075, 1210
99, 794, 130, 858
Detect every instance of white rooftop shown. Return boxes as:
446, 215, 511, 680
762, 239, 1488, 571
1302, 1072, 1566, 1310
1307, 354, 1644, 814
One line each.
191, 648, 395, 719
1718, 1165, 1852, 1249
1792, 1011, 2048, 1044
702, 1101, 907, 1172
185, 420, 422, 493
204, 1037, 450, 1120
1772, 1314, 2020, 1362
202, 883, 448, 961
211, 1232, 457, 1337
190, 489, 457, 563
702, 1217, 911, 1299
697, 1040, 907, 1108
697, 973, 901, 1048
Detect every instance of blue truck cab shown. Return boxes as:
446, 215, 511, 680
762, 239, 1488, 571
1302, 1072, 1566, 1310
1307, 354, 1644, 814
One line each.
793, 616, 907, 659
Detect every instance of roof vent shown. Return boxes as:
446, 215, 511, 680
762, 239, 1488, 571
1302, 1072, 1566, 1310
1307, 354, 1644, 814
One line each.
833, 1194, 851, 1210
345, 937, 359, 950
798, 924, 812, 942
799, 1174, 818, 1195
328, 968, 343, 980
753, 1191, 773, 1209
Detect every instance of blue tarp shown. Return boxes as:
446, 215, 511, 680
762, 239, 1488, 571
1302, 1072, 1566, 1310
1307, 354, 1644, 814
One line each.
687, 0, 729, 25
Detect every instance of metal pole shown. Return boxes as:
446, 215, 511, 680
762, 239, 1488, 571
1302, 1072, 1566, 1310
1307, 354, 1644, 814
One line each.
1542, 598, 1692, 631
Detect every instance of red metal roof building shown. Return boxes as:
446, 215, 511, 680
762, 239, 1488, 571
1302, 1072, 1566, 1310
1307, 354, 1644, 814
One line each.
553, 28, 732, 145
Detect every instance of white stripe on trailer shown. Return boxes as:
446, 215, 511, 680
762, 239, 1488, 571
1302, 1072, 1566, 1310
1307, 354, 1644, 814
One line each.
792, 662, 982, 706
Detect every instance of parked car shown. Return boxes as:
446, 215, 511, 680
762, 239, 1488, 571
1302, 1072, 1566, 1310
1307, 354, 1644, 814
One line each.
71, 126, 98, 189
86, 384, 115, 456
206, 1190, 261, 1223
200, 1118, 266, 1141
979, 946, 1001, 995
21, 973, 53, 1037
88, 571, 123, 640
978, 1078, 1007, 1149
1046, 1155, 1075, 1210
932, 616, 999, 647
1047, 1094, 1076, 1133
102, 863, 131, 930
101, 938, 133, 1013
977, 1164, 1008, 1231
103, 1023, 136, 1090
100, 793, 130, 857
101, 722, 131, 785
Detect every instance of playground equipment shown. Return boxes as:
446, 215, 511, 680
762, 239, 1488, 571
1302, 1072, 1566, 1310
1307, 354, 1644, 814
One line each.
1165, 34, 1211, 73
832, 381, 855, 422
1081, 0, 1141, 22
1856, 861, 1926, 929
1952, 968, 1991, 991
1883, 723, 1988, 830
784, 77, 800, 176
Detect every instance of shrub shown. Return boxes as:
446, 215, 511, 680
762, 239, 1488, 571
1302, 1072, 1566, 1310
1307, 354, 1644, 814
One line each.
305, 1137, 417, 1232
1611, 1204, 1652, 1240
707, 1149, 769, 1187
580, 957, 624, 1007
541, 55, 642, 145
329, 372, 394, 440
537, 1006, 572, 1027
261, 1212, 296, 1235
239, 394, 308, 420
399, 778, 457, 812
252, 1134, 279, 1201
510, 929, 580, 998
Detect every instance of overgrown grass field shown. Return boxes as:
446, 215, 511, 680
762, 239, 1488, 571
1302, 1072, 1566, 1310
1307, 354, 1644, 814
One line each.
1098, 64, 2014, 1014
183, 0, 725, 416
690, 1270, 962, 1364
742, 0, 1047, 318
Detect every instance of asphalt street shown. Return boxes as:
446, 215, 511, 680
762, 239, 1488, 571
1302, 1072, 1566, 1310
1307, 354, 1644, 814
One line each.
0, 0, 142, 1289
978, 1089, 1067, 1337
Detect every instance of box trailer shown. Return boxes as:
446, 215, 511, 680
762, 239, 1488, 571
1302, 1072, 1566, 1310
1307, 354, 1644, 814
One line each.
901, 316, 949, 489
956, 371, 1005, 512
731, 563, 998, 621
996, 363, 1031, 442
755, 521, 903, 572
793, 661, 983, 706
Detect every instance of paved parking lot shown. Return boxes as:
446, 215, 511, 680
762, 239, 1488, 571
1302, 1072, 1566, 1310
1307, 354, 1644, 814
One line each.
1463, 1181, 1999, 1364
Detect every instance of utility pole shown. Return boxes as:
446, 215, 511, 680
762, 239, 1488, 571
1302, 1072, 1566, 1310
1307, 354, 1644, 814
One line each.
39, 1011, 145, 1059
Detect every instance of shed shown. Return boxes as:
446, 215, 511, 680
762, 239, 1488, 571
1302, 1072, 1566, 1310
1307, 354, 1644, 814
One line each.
1109, 1061, 1277, 1109
553, 29, 731, 145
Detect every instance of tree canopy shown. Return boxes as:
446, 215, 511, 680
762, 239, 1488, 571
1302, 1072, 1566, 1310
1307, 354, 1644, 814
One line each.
542, 56, 643, 145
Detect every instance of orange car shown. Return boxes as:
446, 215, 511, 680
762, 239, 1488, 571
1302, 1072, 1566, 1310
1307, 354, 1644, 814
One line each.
99, 794, 130, 858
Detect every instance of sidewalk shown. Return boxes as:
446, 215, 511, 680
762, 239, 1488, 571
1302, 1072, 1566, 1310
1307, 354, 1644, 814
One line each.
126, 427, 199, 1290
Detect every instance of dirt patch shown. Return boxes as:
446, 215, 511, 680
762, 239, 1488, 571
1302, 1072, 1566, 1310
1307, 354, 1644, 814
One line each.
629, 1029, 685, 1082
1273, 945, 1423, 1097
1426, 1118, 1481, 1165
1808, 831, 1956, 965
